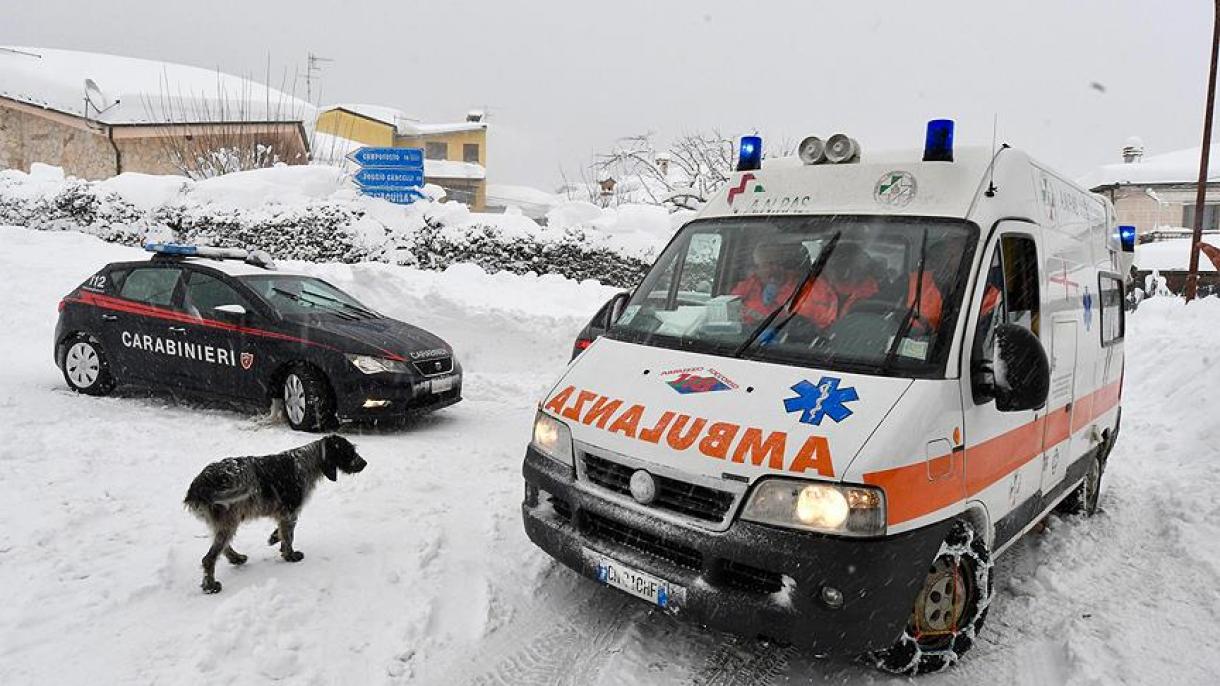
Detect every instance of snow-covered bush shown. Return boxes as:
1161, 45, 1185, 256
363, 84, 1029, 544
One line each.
0, 167, 656, 288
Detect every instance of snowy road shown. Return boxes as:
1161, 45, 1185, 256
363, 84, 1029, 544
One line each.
2, 226, 1218, 685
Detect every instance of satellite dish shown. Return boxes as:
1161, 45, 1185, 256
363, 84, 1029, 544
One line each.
84, 78, 110, 114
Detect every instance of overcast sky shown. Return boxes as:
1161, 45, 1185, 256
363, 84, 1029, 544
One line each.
3, 0, 1215, 189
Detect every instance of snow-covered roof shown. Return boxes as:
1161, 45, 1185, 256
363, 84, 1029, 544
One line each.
0, 46, 313, 126
321, 104, 486, 136
1079, 145, 1220, 190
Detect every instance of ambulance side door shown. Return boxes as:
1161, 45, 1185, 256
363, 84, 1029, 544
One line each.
112, 264, 187, 387
960, 223, 1047, 549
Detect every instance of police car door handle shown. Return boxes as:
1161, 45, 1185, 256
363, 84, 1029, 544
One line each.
100, 314, 118, 322
167, 326, 187, 334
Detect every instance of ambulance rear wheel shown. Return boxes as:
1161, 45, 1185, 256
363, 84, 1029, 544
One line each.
282, 364, 336, 432
61, 335, 116, 396
866, 519, 994, 676
1058, 453, 1103, 516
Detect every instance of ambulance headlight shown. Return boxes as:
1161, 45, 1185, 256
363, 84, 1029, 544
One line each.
742, 479, 885, 536
531, 411, 574, 466
345, 354, 410, 375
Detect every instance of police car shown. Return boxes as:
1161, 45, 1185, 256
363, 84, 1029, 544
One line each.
54, 244, 462, 430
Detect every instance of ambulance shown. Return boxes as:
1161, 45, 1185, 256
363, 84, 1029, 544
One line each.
521, 121, 1129, 675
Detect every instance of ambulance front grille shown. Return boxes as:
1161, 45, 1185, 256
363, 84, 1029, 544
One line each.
582, 511, 703, 572
582, 454, 736, 524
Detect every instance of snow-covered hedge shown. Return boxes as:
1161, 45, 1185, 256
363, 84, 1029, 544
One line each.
0, 165, 666, 288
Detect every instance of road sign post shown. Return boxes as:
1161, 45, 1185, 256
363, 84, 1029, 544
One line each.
348, 147, 425, 205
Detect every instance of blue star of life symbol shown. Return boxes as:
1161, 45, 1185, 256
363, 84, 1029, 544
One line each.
1082, 287, 1094, 331
783, 377, 859, 426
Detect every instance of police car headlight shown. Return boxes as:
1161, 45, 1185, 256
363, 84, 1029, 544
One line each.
742, 479, 885, 537
531, 411, 573, 466
345, 354, 410, 375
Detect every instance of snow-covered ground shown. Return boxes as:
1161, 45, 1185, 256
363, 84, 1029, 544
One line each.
1, 226, 1219, 685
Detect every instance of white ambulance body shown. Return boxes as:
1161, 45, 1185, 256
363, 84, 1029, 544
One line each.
522, 129, 1126, 675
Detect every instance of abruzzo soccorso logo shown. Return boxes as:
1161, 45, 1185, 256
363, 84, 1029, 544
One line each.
783, 376, 860, 426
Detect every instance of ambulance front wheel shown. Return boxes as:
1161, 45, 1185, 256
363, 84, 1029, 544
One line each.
281, 364, 337, 432
866, 519, 994, 676
61, 334, 116, 396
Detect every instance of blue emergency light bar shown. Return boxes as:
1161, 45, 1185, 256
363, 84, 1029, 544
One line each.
144, 242, 274, 267
144, 242, 198, 255
1118, 225, 1136, 252
737, 136, 763, 172
923, 119, 955, 162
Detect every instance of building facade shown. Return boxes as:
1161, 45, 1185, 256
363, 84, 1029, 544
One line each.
315, 105, 488, 210
1082, 142, 1220, 238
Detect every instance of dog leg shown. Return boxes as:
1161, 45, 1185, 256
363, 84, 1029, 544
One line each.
267, 527, 280, 546
223, 545, 248, 565
201, 529, 234, 593
277, 518, 304, 562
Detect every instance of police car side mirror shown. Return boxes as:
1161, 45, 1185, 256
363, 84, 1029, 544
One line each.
990, 323, 1050, 412
213, 304, 247, 322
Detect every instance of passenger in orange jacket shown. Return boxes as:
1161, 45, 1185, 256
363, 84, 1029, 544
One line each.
906, 240, 1000, 333
731, 243, 800, 322
793, 243, 880, 330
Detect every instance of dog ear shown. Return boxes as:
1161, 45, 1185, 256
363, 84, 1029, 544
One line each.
322, 460, 337, 482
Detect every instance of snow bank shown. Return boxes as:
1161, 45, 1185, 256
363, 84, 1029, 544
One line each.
0, 165, 661, 287
1135, 236, 1220, 272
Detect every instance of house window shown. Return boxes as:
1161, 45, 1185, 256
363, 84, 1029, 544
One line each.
1182, 204, 1220, 232
425, 142, 449, 160
463, 143, 480, 164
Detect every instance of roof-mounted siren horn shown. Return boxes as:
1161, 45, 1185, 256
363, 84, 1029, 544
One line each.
798, 136, 826, 165
923, 119, 955, 162
824, 134, 860, 164
736, 135, 763, 172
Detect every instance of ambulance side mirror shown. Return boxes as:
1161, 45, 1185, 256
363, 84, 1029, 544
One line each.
988, 323, 1050, 412
603, 291, 630, 328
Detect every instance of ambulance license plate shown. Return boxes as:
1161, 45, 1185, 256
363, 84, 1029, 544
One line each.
429, 375, 457, 394
594, 555, 676, 608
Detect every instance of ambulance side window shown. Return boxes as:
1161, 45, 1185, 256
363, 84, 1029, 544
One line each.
119, 267, 182, 307
1000, 235, 1040, 335
1098, 274, 1125, 345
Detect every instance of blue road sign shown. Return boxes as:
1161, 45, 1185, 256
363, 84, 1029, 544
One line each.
354, 168, 423, 188
347, 147, 424, 168
361, 187, 425, 205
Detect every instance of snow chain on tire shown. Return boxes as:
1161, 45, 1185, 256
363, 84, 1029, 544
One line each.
864, 519, 995, 676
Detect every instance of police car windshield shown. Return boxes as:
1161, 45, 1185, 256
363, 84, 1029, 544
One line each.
608, 216, 977, 378
239, 275, 379, 319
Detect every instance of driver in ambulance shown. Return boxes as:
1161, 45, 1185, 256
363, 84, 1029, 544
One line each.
731, 242, 801, 322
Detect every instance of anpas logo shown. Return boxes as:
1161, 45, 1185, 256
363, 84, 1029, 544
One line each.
726, 173, 764, 205
661, 366, 737, 394
783, 376, 859, 426
121, 330, 240, 368
874, 170, 917, 207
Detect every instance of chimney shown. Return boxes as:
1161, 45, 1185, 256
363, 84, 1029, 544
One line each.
1122, 136, 1144, 164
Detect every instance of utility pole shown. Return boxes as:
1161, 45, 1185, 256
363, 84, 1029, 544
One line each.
1186, 0, 1220, 302
305, 52, 333, 104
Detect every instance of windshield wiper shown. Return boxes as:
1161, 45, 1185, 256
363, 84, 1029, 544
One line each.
271, 287, 360, 321
881, 227, 930, 371
298, 289, 380, 319
733, 232, 841, 358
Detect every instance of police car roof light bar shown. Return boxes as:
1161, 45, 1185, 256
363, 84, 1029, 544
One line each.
144, 242, 275, 269
923, 119, 955, 162
736, 136, 763, 172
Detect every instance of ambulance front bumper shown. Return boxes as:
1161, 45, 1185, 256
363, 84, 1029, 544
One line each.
521, 446, 953, 656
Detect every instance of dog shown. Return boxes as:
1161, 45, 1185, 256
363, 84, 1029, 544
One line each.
184, 434, 367, 593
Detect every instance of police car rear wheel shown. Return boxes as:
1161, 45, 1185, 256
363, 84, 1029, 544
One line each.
281, 365, 336, 432
866, 519, 994, 676
62, 337, 115, 396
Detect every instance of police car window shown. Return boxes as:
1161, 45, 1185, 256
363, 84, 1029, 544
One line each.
184, 272, 253, 318
239, 275, 376, 318
119, 268, 181, 307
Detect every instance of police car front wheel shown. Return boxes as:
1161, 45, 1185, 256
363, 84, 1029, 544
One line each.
281, 365, 336, 432
61, 336, 116, 396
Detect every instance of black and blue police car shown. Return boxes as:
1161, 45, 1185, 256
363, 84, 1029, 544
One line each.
54, 243, 462, 430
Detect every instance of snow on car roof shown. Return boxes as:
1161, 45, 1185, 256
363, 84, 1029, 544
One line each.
0, 46, 313, 125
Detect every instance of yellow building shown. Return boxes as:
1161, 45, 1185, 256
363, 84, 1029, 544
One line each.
316, 104, 487, 210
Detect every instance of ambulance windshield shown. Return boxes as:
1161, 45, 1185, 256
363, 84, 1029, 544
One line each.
608, 216, 977, 377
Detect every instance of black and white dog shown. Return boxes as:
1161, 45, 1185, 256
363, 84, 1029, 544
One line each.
184, 434, 367, 593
